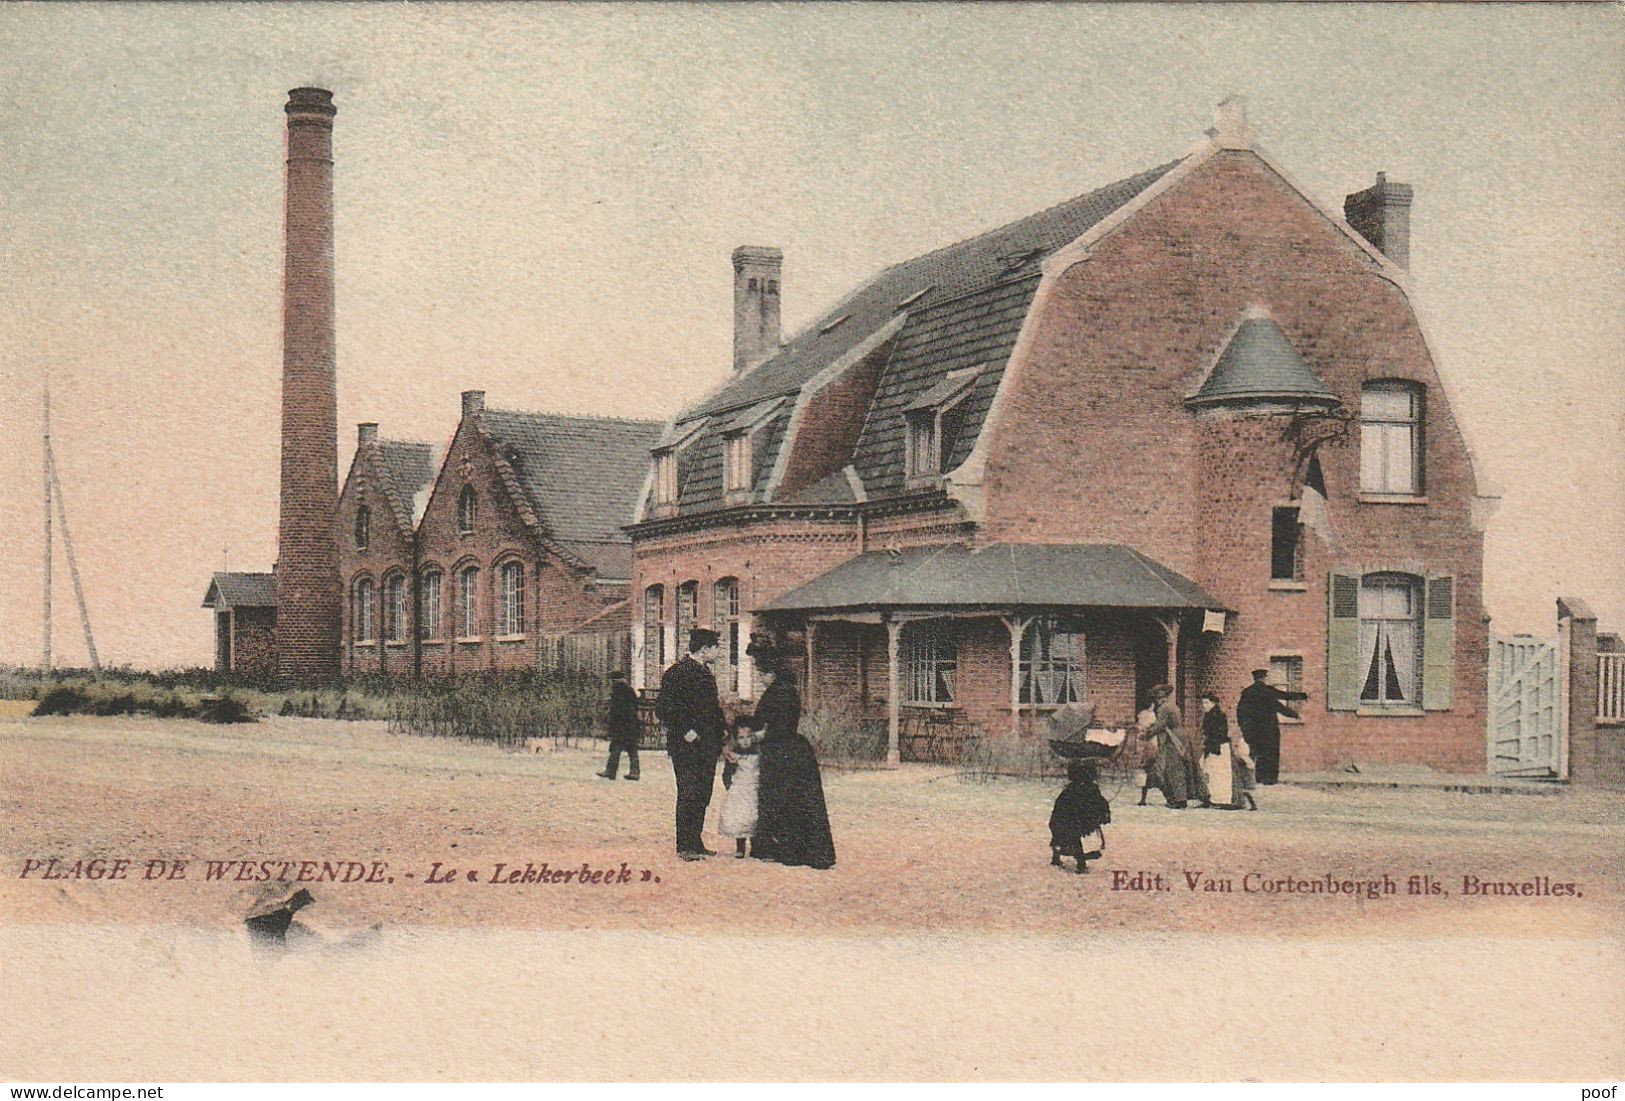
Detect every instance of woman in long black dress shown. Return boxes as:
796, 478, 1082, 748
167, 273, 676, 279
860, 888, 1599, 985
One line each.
741, 637, 836, 870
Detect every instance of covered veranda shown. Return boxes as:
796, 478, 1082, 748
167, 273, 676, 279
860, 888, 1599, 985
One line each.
759, 542, 1228, 765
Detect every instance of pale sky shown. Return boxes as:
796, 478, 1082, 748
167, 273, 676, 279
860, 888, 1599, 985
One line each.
1, 3, 1621, 669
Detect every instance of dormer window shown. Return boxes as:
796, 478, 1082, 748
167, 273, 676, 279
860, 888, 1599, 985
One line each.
653, 450, 678, 507
717, 399, 784, 503
903, 367, 982, 483
457, 485, 477, 533
723, 432, 752, 495
355, 506, 370, 550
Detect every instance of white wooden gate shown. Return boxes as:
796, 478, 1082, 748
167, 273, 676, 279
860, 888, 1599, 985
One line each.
1488, 633, 1567, 778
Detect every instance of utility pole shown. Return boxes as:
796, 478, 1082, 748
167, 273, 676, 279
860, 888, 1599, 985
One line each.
49, 447, 100, 671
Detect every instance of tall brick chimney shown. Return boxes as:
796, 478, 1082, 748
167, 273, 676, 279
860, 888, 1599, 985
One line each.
1344, 171, 1413, 269
276, 87, 341, 681
732, 245, 782, 374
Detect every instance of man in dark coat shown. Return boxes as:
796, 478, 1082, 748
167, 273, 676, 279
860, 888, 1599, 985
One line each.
597, 671, 642, 781
1236, 669, 1309, 785
655, 628, 726, 859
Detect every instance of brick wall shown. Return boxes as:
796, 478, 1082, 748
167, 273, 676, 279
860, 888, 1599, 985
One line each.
232, 607, 278, 676
337, 447, 416, 677
977, 150, 1487, 771
414, 418, 617, 677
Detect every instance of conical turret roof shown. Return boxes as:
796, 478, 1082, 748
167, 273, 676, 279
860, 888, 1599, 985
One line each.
1188, 316, 1339, 408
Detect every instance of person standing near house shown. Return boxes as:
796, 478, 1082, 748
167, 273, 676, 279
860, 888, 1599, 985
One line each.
744, 635, 836, 870
1236, 669, 1309, 785
1199, 693, 1234, 809
597, 670, 641, 781
655, 628, 726, 859
1138, 684, 1190, 809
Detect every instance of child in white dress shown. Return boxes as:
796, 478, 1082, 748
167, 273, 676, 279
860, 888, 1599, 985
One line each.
718, 727, 763, 857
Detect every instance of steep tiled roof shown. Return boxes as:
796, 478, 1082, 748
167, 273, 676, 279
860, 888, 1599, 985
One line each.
661, 158, 1182, 515
479, 410, 663, 580
761, 543, 1223, 612
202, 571, 276, 609
1188, 317, 1339, 407
377, 439, 438, 526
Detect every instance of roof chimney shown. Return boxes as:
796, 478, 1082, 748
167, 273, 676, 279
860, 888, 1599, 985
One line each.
357, 422, 378, 445
276, 86, 341, 681
1344, 171, 1413, 268
732, 246, 782, 374
461, 390, 486, 418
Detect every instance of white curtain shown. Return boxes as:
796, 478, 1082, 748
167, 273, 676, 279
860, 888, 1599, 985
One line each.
1385, 621, 1417, 703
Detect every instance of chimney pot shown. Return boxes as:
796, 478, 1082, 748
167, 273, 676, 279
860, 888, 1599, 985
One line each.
357, 422, 378, 445
1344, 172, 1414, 269
461, 390, 486, 418
732, 245, 783, 374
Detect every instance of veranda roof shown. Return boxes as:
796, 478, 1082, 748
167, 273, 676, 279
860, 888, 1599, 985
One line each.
761, 543, 1224, 614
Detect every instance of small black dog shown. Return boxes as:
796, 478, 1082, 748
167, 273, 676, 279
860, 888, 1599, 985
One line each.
1050, 760, 1112, 874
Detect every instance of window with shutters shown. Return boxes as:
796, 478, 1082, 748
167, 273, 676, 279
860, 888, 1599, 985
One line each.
1019, 618, 1085, 706
1328, 569, 1455, 713
1360, 381, 1424, 495
903, 623, 957, 705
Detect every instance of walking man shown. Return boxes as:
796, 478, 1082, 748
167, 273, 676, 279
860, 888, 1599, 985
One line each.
1236, 668, 1309, 785
655, 627, 726, 860
597, 670, 641, 781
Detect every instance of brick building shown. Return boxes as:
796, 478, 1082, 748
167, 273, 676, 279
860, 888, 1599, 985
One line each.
629, 100, 1495, 772
201, 571, 278, 675
336, 391, 662, 678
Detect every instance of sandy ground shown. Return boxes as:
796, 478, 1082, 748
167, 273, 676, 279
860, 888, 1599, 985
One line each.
2, 714, 1622, 1080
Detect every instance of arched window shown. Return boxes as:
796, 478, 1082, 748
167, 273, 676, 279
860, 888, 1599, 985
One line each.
903, 622, 957, 704
1360, 381, 1424, 495
643, 584, 665, 685
714, 577, 740, 692
458, 486, 478, 533
353, 577, 375, 643
676, 580, 699, 650
457, 565, 481, 639
419, 570, 444, 640
383, 574, 406, 642
1359, 573, 1422, 705
498, 561, 525, 636
1019, 617, 1085, 706
355, 506, 370, 550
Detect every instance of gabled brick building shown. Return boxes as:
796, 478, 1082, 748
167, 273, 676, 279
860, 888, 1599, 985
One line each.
335, 391, 662, 678
629, 101, 1494, 772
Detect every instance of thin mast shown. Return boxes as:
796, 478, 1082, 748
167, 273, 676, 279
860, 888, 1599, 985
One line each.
42, 386, 52, 671
47, 442, 100, 671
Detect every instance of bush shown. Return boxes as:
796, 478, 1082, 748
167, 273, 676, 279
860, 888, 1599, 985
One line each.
200, 693, 257, 724
33, 687, 90, 716
388, 668, 602, 749
801, 705, 888, 770
958, 734, 1069, 783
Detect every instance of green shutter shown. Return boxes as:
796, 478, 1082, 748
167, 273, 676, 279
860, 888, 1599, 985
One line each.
1327, 570, 1361, 711
1422, 575, 1455, 711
